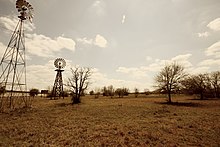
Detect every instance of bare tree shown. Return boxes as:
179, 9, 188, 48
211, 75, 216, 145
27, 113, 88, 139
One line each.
210, 71, 220, 98
67, 66, 92, 104
115, 88, 129, 98
102, 86, 108, 96
107, 85, 115, 98
155, 62, 186, 103
102, 85, 115, 97
115, 88, 124, 98
182, 74, 212, 99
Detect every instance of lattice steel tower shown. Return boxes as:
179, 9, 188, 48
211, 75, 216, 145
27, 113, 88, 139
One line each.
52, 58, 66, 99
0, 0, 34, 111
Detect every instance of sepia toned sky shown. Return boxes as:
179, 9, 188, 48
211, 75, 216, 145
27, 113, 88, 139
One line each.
0, 0, 220, 91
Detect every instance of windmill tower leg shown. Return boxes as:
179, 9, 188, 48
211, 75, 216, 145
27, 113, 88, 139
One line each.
0, 19, 30, 111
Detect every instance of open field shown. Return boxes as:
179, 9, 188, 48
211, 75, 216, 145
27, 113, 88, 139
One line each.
0, 95, 220, 146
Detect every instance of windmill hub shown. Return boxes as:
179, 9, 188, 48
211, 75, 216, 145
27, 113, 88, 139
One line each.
54, 58, 66, 69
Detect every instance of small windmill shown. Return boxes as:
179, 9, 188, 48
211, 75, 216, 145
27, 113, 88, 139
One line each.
0, 0, 34, 111
52, 58, 66, 99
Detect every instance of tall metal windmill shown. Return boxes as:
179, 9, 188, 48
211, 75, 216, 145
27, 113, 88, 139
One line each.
0, 0, 34, 111
52, 58, 66, 99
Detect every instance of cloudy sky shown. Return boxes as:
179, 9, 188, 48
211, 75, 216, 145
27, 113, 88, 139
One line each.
0, 0, 220, 92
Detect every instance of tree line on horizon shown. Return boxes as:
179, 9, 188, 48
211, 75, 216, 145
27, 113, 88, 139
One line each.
88, 62, 220, 103
3, 62, 219, 105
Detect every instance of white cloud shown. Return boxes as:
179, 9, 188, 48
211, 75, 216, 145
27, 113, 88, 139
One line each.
198, 59, 220, 66
77, 37, 93, 45
207, 18, 220, 31
57, 36, 76, 50
205, 41, 220, 58
116, 53, 193, 87
26, 34, 76, 57
77, 34, 107, 48
171, 54, 193, 67
116, 54, 192, 80
171, 54, 191, 61
0, 16, 17, 32
94, 34, 107, 48
0, 16, 35, 32
197, 32, 210, 38
146, 53, 192, 72
121, 15, 126, 24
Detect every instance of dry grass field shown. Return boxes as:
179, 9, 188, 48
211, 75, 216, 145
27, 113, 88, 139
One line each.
0, 95, 220, 146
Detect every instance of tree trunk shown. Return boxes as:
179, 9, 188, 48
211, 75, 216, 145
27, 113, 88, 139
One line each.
213, 87, 217, 98
200, 92, 204, 100
72, 94, 80, 104
216, 87, 220, 98
168, 90, 172, 103
167, 84, 172, 103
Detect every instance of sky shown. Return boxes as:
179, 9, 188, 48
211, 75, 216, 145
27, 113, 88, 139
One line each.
0, 0, 220, 92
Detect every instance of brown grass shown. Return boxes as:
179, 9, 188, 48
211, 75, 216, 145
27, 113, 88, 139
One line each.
0, 95, 220, 146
